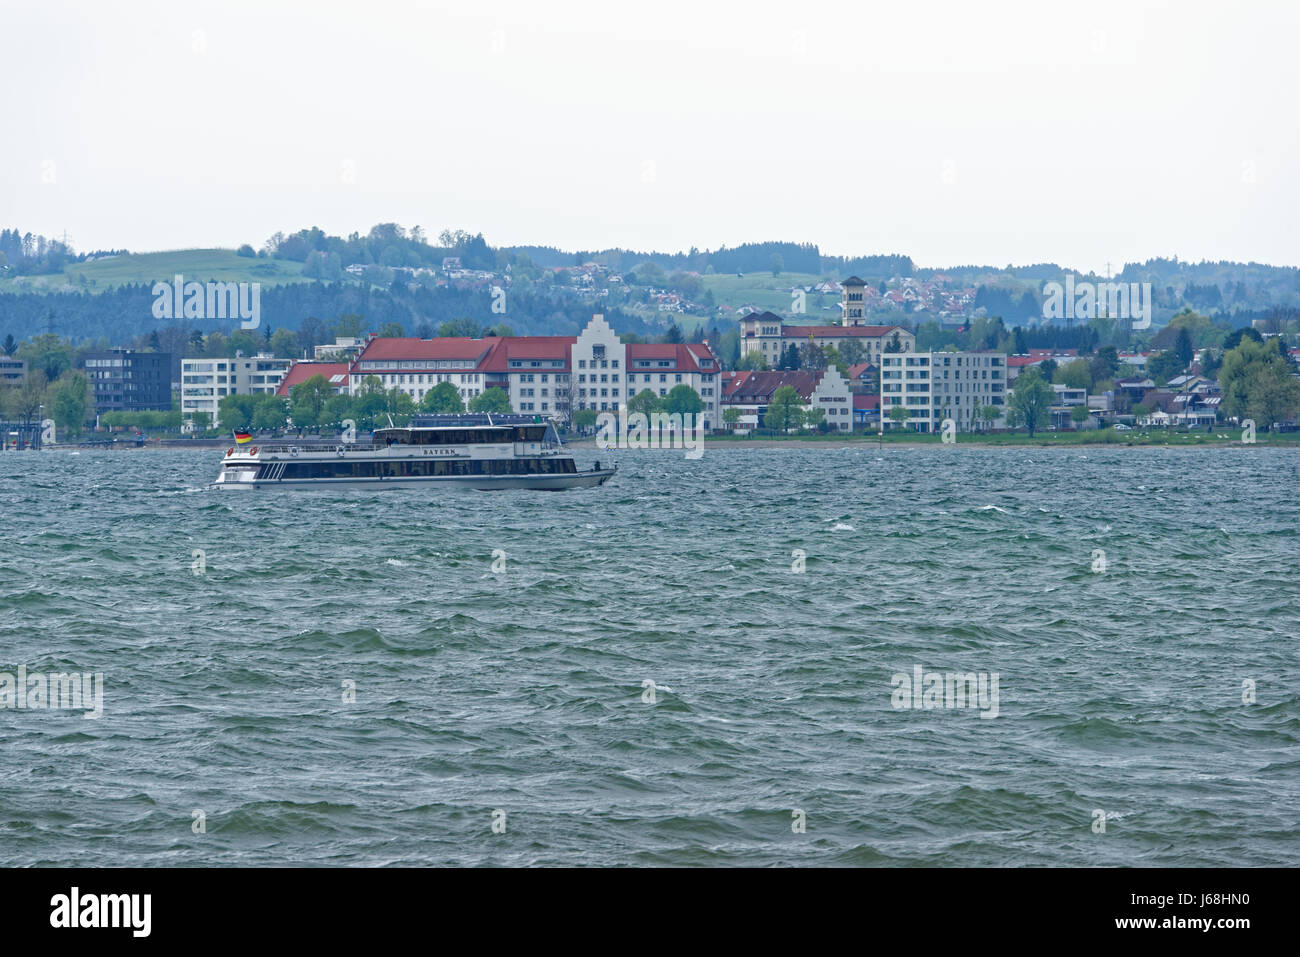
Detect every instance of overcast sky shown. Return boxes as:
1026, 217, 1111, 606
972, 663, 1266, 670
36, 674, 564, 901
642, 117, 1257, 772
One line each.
2, 0, 1297, 274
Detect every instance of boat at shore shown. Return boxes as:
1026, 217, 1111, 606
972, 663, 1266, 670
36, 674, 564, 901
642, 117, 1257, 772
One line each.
213, 414, 615, 491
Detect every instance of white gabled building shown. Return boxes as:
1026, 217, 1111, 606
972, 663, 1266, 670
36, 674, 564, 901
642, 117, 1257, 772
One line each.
341, 315, 720, 428
721, 367, 853, 433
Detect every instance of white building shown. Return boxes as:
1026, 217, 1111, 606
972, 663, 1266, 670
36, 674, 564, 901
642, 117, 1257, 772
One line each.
721, 367, 852, 433
343, 315, 720, 428
181, 354, 292, 427
880, 351, 1007, 433
738, 311, 915, 368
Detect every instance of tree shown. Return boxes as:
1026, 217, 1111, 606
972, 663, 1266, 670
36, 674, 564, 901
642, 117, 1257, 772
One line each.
979, 404, 1001, 432
352, 375, 390, 429
663, 384, 704, 417
269, 328, 298, 359
838, 339, 866, 367
1054, 358, 1092, 390
289, 374, 333, 430
10, 370, 47, 426
321, 395, 355, 430
1147, 349, 1186, 385
722, 407, 741, 430
469, 387, 512, 414
1007, 367, 1054, 437
438, 317, 482, 338
50, 370, 90, 437
887, 405, 910, 430
1089, 345, 1119, 383
16, 333, 72, 380
571, 409, 598, 432
251, 394, 288, 431
236, 244, 256, 258
885, 332, 904, 353
763, 385, 804, 432
778, 343, 801, 370
1219, 337, 1300, 430
1174, 327, 1194, 367
1070, 404, 1091, 428
736, 350, 768, 371
217, 394, 258, 431
420, 381, 465, 413
2, 334, 16, 356
798, 342, 828, 373
803, 407, 826, 431
770, 252, 783, 276
626, 389, 661, 416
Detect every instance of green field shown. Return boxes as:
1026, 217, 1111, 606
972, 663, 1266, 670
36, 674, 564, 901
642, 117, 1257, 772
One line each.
700, 271, 841, 319
0, 248, 309, 295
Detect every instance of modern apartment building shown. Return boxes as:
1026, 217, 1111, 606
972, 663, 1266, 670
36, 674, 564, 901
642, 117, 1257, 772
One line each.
880, 350, 1007, 433
181, 353, 292, 427
0, 355, 25, 383
82, 349, 172, 414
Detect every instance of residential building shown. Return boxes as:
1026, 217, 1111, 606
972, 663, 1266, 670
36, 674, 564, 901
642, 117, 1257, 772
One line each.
82, 349, 171, 414
721, 368, 852, 432
274, 362, 351, 398
313, 337, 367, 360
881, 351, 1007, 432
0, 355, 25, 383
853, 393, 881, 429
846, 362, 877, 394
1050, 384, 1089, 429
181, 353, 292, 427
738, 310, 914, 367
343, 315, 720, 429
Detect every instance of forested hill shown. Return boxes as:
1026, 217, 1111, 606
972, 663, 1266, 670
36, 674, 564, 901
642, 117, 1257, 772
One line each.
0, 281, 661, 344
1, 222, 1298, 344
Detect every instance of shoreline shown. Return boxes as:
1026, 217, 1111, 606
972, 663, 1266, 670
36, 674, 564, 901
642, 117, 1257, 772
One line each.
567, 434, 1300, 450
28, 432, 1300, 451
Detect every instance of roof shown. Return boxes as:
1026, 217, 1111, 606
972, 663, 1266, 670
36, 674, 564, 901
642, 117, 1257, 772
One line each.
782, 325, 905, 338
355, 337, 499, 364
480, 336, 577, 371
847, 362, 876, 380
626, 342, 716, 373
275, 362, 351, 396
853, 394, 881, 410
841, 275, 868, 286
722, 370, 821, 402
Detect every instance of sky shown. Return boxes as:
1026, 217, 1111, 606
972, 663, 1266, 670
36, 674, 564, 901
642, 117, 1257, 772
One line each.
2, 0, 1298, 274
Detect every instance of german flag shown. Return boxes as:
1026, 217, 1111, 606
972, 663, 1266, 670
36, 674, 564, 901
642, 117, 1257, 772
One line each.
234, 431, 252, 445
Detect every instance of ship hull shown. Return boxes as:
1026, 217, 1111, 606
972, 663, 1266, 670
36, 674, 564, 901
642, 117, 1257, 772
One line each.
214, 464, 615, 491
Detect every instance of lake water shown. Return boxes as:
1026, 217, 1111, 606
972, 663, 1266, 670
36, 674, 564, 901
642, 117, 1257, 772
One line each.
1, 444, 1296, 865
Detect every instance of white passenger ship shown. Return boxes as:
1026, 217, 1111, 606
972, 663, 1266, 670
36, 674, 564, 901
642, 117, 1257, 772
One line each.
213, 415, 615, 491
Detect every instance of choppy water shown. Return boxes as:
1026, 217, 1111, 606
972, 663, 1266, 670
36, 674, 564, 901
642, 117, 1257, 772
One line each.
1, 445, 1297, 866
